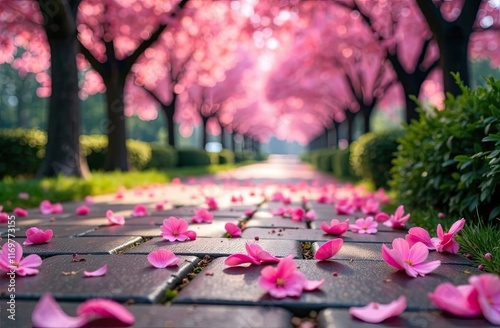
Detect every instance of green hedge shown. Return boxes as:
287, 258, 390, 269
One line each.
218, 149, 235, 164
350, 130, 405, 188
235, 150, 254, 163
390, 76, 500, 223
0, 129, 46, 178
177, 148, 211, 167
145, 144, 178, 169
80, 135, 152, 170
332, 147, 355, 180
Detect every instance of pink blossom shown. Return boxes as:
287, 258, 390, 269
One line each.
428, 283, 482, 317
13, 207, 28, 217
405, 227, 435, 250
23, 227, 53, 245
51, 203, 63, 214
431, 218, 465, 254
225, 242, 280, 266
382, 205, 410, 228
0, 241, 42, 276
271, 191, 285, 202
469, 273, 500, 325
18, 192, 30, 199
171, 177, 181, 184
115, 187, 126, 199
106, 210, 125, 226
147, 249, 180, 268
314, 239, 343, 261
350, 217, 378, 234
305, 210, 316, 221
155, 202, 166, 211
244, 208, 254, 216
335, 198, 355, 215
32, 293, 135, 328
271, 207, 288, 216
40, 200, 54, 215
316, 194, 329, 204
231, 195, 243, 203
361, 198, 380, 215
258, 257, 324, 298
131, 204, 148, 217
291, 208, 305, 221
224, 222, 242, 238
320, 219, 349, 236
76, 206, 90, 216
485, 253, 492, 260
83, 264, 108, 277
282, 196, 291, 205
349, 296, 406, 323
0, 212, 9, 223
160, 217, 197, 242
205, 197, 219, 211
84, 195, 94, 204
191, 208, 213, 224
438, 212, 445, 219
382, 238, 441, 277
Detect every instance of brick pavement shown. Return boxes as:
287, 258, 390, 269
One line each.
0, 155, 491, 327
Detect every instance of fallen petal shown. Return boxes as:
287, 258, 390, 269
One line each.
314, 239, 343, 261
349, 296, 406, 323
84, 264, 108, 277
225, 253, 261, 266
77, 298, 135, 326
32, 293, 88, 328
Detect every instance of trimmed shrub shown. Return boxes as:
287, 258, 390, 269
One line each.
81, 135, 151, 171
350, 129, 405, 188
332, 147, 356, 180
218, 149, 235, 164
146, 144, 178, 169
177, 148, 211, 167
235, 150, 255, 163
390, 76, 500, 223
207, 152, 220, 165
0, 129, 46, 178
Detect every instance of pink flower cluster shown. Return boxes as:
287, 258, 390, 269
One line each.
406, 218, 465, 254
39, 200, 63, 215
429, 273, 500, 325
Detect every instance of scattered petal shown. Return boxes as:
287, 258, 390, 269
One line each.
83, 265, 108, 277
349, 296, 406, 323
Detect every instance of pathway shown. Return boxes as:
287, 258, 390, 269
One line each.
0, 155, 490, 327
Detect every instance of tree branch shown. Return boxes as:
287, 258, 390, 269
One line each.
415, 0, 444, 35
458, 0, 482, 33
78, 40, 105, 77
36, 0, 77, 38
124, 0, 189, 74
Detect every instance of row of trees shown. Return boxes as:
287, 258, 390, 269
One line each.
1, 0, 499, 177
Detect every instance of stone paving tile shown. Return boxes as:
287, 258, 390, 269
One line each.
0, 236, 143, 256
245, 212, 307, 229
87, 220, 237, 238
263, 202, 305, 211
242, 228, 406, 243
126, 237, 302, 259
1, 225, 98, 238
223, 204, 259, 212
316, 308, 495, 328
310, 218, 407, 233
1, 302, 294, 328
311, 242, 473, 265
174, 258, 478, 315
0, 254, 199, 303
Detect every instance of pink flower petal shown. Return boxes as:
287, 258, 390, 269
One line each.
40, 200, 53, 215
375, 212, 390, 222
412, 260, 441, 276
147, 249, 180, 268
83, 264, 108, 277
349, 296, 407, 323
428, 283, 482, 317
184, 230, 197, 240
314, 239, 343, 261
52, 203, 64, 214
23, 227, 53, 245
14, 207, 28, 217
32, 294, 89, 328
225, 222, 242, 237
469, 274, 500, 325
76, 206, 90, 216
303, 278, 325, 291
225, 253, 261, 266
405, 227, 434, 249
106, 210, 125, 226
77, 298, 135, 326
381, 244, 403, 270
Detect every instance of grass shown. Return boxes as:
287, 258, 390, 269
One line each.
382, 201, 500, 275
0, 162, 253, 212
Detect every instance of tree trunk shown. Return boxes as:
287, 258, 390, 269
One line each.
16, 83, 28, 128
161, 99, 176, 148
220, 124, 226, 149
438, 29, 470, 96
103, 76, 128, 171
231, 132, 236, 152
201, 115, 209, 150
345, 111, 356, 145
36, 0, 88, 178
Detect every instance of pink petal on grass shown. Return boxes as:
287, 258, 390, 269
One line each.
314, 239, 344, 261
225, 222, 242, 237
349, 296, 407, 323
32, 294, 88, 328
428, 283, 481, 317
77, 298, 135, 326
84, 264, 108, 277
225, 254, 261, 266
147, 249, 180, 268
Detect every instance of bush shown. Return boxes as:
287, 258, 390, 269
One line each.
351, 130, 405, 188
177, 148, 211, 167
218, 149, 235, 164
207, 152, 220, 165
81, 135, 152, 170
0, 129, 46, 178
390, 76, 500, 223
146, 144, 178, 169
332, 147, 356, 180
234, 150, 255, 163
309, 148, 336, 172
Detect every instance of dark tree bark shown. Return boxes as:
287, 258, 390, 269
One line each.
146, 88, 177, 148
231, 132, 236, 152
79, 0, 189, 170
219, 123, 226, 149
36, 0, 89, 178
345, 111, 356, 145
201, 115, 209, 150
416, 0, 481, 96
